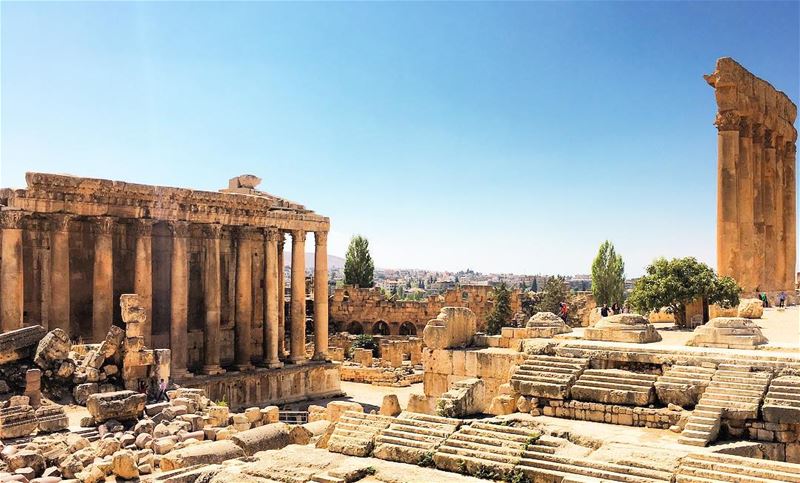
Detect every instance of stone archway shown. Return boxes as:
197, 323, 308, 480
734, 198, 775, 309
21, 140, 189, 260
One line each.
399, 321, 417, 336
346, 321, 364, 335
372, 320, 390, 336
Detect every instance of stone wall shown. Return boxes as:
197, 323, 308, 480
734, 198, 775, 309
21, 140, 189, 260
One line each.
541, 400, 683, 430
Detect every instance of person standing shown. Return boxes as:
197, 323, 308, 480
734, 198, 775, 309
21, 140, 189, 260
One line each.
559, 302, 569, 322
778, 291, 787, 309
611, 302, 620, 315
600, 304, 610, 317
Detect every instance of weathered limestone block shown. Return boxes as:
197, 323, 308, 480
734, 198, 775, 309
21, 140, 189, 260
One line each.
24, 368, 42, 407
570, 369, 657, 406
406, 393, 436, 415
5, 449, 45, 474
120, 294, 147, 324
737, 299, 765, 319
35, 404, 69, 432
423, 307, 476, 350
526, 312, 572, 337
487, 395, 516, 415
207, 405, 229, 427
98, 325, 124, 359
352, 348, 373, 367
583, 314, 662, 343
159, 440, 245, 471
261, 405, 280, 424
56, 359, 76, 379
436, 378, 485, 418
686, 317, 768, 349
654, 365, 715, 408
112, 449, 139, 480
0, 325, 48, 366
763, 376, 800, 424
86, 390, 146, 422
34, 328, 71, 369
379, 394, 401, 416
0, 405, 38, 438
326, 401, 363, 423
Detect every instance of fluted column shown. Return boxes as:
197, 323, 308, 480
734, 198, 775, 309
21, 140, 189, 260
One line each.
751, 125, 766, 291
264, 228, 282, 368
133, 219, 154, 346
736, 119, 757, 292
289, 229, 307, 364
0, 211, 26, 332
715, 112, 741, 282
49, 214, 72, 333
313, 231, 329, 361
234, 227, 254, 371
277, 234, 286, 357
169, 221, 191, 378
785, 142, 797, 291
202, 224, 224, 375
763, 129, 777, 290
775, 136, 786, 290
92, 217, 115, 342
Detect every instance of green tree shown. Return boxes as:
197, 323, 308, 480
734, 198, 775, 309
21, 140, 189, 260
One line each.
591, 241, 626, 306
531, 277, 538, 293
540, 276, 568, 314
344, 235, 375, 288
486, 282, 513, 335
396, 284, 405, 299
627, 257, 740, 328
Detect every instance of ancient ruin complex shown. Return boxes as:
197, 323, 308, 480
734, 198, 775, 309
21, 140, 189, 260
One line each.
706, 57, 797, 294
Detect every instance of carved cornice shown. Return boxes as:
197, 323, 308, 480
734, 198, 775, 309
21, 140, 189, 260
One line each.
738, 118, 751, 137
91, 216, 116, 235
291, 230, 306, 243
751, 124, 764, 144
764, 129, 774, 149
714, 111, 741, 132
315, 231, 328, 246
0, 210, 28, 229
201, 223, 223, 239
132, 219, 155, 237
167, 221, 190, 238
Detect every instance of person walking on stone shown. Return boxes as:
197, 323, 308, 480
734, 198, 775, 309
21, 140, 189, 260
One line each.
158, 378, 169, 402
778, 291, 787, 309
559, 302, 569, 322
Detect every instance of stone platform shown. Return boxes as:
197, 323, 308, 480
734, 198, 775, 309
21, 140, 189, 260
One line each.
177, 362, 342, 410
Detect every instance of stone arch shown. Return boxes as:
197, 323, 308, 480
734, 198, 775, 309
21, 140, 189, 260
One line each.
346, 321, 364, 335
372, 320, 390, 336
399, 321, 417, 336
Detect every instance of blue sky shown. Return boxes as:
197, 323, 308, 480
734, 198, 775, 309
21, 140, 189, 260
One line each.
2, 1, 798, 276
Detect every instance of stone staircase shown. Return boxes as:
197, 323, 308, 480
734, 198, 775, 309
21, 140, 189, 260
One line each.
510, 355, 590, 399
327, 411, 394, 457
676, 452, 800, 482
762, 375, 800, 424
433, 421, 538, 478
570, 369, 658, 406
372, 412, 460, 464
678, 364, 772, 447
654, 365, 716, 408
517, 437, 673, 482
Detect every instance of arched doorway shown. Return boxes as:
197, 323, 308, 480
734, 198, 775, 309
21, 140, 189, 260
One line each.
399, 321, 417, 336
346, 321, 364, 335
372, 321, 390, 336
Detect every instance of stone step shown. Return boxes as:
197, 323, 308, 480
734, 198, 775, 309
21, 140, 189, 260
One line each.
453, 430, 531, 447
374, 434, 432, 450
700, 397, 760, 410
656, 375, 712, 385
764, 397, 800, 408
378, 430, 441, 445
518, 455, 671, 482
677, 436, 709, 447
433, 452, 516, 475
397, 411, 461, 427
444, 437, 526, 456
387, 423, 454, 438
766, 390, 800, 402
578, 373, 657, 387
679, 464, 797, 483
520, 361, 585, 372
667, 365, 717, 374
571, 380, 653, 393
582, 369, 659, 382
680, 456, 800, 482
436, 444, 521, 464
693, 404, 724, 414
469, 421, 538, 437
687, 452, 800, 475
513, 370, 574, 382
703, 390, 764, 402
525, 355, 590, 365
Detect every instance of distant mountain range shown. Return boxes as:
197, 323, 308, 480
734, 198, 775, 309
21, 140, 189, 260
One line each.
284, 253, 346, 269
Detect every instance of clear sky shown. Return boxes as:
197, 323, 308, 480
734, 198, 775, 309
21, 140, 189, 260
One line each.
2, 1, 798, 276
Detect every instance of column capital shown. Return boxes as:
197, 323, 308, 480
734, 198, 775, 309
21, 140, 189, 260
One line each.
315, 231, 328, 246
764, 129, 774, 148
291, 229, 306, 243
752, 124, 764, 144
91, 216, 116, 235
167, 220, 191, 238
0, 210, 28, 229
235, 225, 260, 240
264, 227, 281, 241
714, 111, 740, 132
738, 118, 751, 137
49, 213, 75, 232
201, 223, 224, 239
133, 218, 156, 237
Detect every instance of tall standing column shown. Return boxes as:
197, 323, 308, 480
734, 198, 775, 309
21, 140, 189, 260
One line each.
92, 217, 115, 342
133, 219, 154, 347
736, 119, 756, 292
234, 227, 254, 371
313, 231, 329, 361
277, 234, 286, 357
202, 224, 225, 375
751, 125, 766, 291
763, 129, 777, 291
49, 214, 72, 333
264, 228, 282, 367
169, 221, 191, 378
289, 229, 307, 364
0, 211, 26, 332
715, 112, 741, 282
774, 136, 786, 290
785, 143, 797, 291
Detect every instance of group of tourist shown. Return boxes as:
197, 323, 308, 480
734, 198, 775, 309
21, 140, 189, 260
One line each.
760, 291, 788, 309
599, 303, 628, 318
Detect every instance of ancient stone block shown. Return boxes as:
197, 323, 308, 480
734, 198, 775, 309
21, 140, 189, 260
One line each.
422, 307, 477, 350
35, 404, 69, 432
436, 378, 485, 418
584, 314, 662, 344
0, 325, 48, 366
231, 422, 291, 455
24, 368, 42, 407
686, 317, 768, 349
34, 328, 71, 369
738, 298, 765, 319
86, 390, 146, 422
526, 311, 572, 337
379, 394, 401, 416
159, 440, 246, 471
0, 405, 38, 438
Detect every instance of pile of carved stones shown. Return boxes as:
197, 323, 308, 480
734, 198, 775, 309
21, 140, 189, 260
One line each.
33, 327, 125, 405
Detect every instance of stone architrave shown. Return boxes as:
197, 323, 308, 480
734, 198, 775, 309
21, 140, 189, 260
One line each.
423, 307, 477, 350
583, 314, 662, 343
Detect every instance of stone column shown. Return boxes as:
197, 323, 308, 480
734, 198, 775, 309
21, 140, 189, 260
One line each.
775, 136, 786, 290
736, 119, 756, 292
169, 221, 191, 378
133, 219, 154, 347
313, 231, 329, 361
0, 211, 26, 332
751, 125, 766, 291
264, 228, 282, 368
92, 217, 115, 342
49, 214, 72, 333
234, 227, 254, 371
202, 224, 224, 375
763, 129, 777, 291
289, 229, 307, 364
715, 112, 741, 282
277, 234, 286, 357
785, 142, 797, 291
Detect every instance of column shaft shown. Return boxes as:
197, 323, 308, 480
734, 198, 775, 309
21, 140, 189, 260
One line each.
49, 215, 72, 333
92, 217, 115, 342
202, 224, 224, 374
170, 221, 191, 378
785, 143, 797, 291
0, 212, 25, 332
736, 121, 756, 292
775, 138, 786, 290
763, 130, 777, 291
133, 220, 154, 346
277, 235, 286, 357
234, 227, 254, 370
289, 230, 307, 364
264, 229, 282, 367
313, 231, 329, 361
752, 125, 766, 291
716, 112, 740, 281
